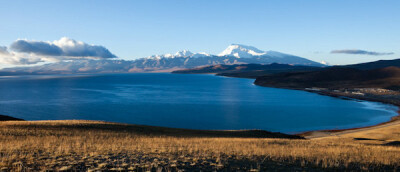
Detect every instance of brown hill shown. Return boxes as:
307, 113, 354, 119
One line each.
344, 58, 400, 70
254, 66, 400, 89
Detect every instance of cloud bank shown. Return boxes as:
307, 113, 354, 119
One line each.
331, 49, 394, 56
0, 37, 116, 65
0, 46, 44, 65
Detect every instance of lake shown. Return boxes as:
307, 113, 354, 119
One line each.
0, 73, 397, 133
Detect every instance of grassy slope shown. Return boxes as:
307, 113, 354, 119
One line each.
0, 120, 399, 171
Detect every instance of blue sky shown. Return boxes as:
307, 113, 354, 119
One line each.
0, 0, 399, 65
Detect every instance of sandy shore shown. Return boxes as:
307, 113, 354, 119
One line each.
302, 117, 400, 139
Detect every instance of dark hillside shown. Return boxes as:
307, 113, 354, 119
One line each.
343, 59, 400, 70
254, 66, 400, 89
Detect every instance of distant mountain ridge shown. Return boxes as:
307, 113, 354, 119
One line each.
173, 63, 322, 78
0, 44, 323, 75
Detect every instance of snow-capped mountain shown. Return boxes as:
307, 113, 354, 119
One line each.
0, 44, 324, 75
174, 50, 193, 57
147, 50, 210, 59
218, 44, 300, 59
218, 44, 267, 58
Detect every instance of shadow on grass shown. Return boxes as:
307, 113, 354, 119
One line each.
4, 121, 304, 139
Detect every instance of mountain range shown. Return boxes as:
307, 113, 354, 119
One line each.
0, 44, 323, 75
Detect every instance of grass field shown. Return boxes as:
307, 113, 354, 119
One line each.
0, 120, 399, 171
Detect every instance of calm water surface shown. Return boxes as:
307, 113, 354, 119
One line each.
0, 73, 397, 133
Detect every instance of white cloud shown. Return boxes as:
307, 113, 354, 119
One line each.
331, 49, 394, 56
0, 37, 117, 65
0, 46, 43, 65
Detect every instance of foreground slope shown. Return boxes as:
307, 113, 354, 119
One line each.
0, 120, 399, 171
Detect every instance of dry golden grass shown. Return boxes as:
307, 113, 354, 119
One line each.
0, 120, 399, 171
331, 121, 400, 142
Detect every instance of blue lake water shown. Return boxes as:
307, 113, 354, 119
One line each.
0, 73, 398, 133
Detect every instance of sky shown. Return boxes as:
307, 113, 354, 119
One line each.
0, 0, 399, 66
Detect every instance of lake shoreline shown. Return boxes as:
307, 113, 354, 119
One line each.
194, 71, 400, 136
248, 83, 400, 137
296, 89, 400, 137
211, 71, 400, 136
